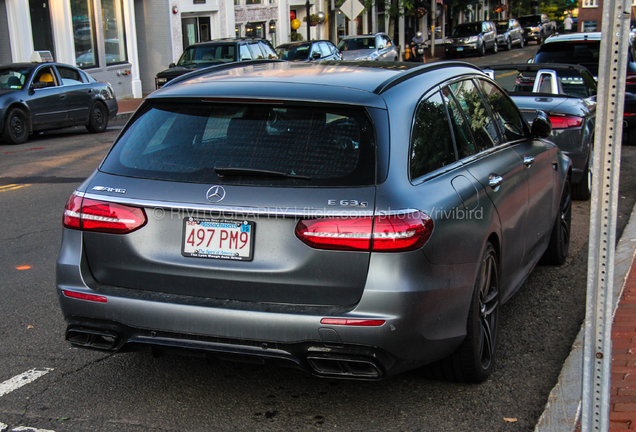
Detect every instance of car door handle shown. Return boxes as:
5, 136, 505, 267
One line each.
524, 155, 534, 166
59, 95, 66, 100
489, 174, 503, 189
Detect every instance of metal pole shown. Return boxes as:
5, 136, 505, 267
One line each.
306, 0, 311, 41
581, 0, 631, 430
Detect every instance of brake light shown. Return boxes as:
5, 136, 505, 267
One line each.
548, 115, 583, 129
626, 73, 636, 85
320, 318, 385, 326
63, 193, 147, 234
62, 290, 107, 303
295, 212, 433, 252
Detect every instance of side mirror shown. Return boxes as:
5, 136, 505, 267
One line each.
311, 51, 321, 59
169, 63, 175, 68
531, 110, 552, 138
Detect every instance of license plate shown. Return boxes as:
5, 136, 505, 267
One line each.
182, 217, 254, 261
457, 47, 464, 51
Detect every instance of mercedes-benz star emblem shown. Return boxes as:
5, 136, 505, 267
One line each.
206, 185, 226, 203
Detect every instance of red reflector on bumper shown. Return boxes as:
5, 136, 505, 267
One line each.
63, 290, 107, 303
320, 318, 385, 326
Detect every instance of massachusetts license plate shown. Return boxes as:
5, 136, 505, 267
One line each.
182, 217, 254, 261
457, 47, 464, 51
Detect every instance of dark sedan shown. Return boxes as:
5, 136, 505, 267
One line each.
0, 62, 117, 144
484, 63, 596, 200
275, 40, 342, 61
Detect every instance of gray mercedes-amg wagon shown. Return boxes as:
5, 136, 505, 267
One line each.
57, 60, 571, 382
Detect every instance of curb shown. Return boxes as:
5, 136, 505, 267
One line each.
535, 204, 636, 431
111, 111, 134, 127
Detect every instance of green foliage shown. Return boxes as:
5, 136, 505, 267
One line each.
291, 32, 304, 41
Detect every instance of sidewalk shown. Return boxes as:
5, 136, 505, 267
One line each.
111, 96, 146, 126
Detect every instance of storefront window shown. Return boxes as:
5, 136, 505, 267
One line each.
102, 0, 128, 65
71, 0, 98, 68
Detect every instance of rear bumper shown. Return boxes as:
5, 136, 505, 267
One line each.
57, 229, 475, 379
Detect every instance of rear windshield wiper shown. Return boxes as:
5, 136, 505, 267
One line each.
214, 166, 311, 180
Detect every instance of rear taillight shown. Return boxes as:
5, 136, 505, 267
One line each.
63, 193, 147, 234
548, 115, 583, 129
295, 212, 433, 252
625, 73, 636, 85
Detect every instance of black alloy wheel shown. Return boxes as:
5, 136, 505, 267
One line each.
541, 177, 572, 265
430, 242, 500, 382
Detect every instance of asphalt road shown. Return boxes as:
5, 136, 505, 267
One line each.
1, 45, 635, 431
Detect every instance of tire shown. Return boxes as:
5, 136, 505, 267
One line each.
479, 43, 486, 57
541, 176, 571, 265
492, 41, 498, 54
519, 37, 525, 48
572, 150, 592, 201
86, 102, 109, 133
505, 38, 512, 51
2, 107, 29, 144
429, 242, 500, 383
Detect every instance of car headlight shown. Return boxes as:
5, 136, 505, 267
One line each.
466, 36, 479, 43
446, 38, 454, 44
155, 77, 167, 88
531, 26, 540, 32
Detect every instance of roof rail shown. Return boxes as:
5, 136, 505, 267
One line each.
162, 59, 286, 88
373, 61, 483, 95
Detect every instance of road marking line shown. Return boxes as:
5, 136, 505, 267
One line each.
12, 427, 56, 432
495, 71, 519, 78
0, 368, 53, 398
0, 184, 30, 192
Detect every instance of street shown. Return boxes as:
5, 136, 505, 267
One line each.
1, 46, 635, 431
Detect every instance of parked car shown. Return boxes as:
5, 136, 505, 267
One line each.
337, 33, 398, 61
275, 40, 342, 61
530, 32, 636, 145
495, 19, 525, 50
519, 14, 556, 44
154, 37, 278, 89
0, 62, 117, 144
445, 21, 498, 57
57, 60, 571, 383
484, 63, 596, 200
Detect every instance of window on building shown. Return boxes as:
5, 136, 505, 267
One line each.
582, 0, 598, 7
582, 20, 598, 31
101, 0, 128, 65
235, 24, 242, 36
246, 0, 262, 5
71, 0, 98, 69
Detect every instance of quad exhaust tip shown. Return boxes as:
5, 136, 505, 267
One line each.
66, 328, 119, 350
307, 356, 382, 378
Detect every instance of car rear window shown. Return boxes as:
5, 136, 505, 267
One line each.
491, 67, 596, 98
100, 102, 377, 187
534, 41, 600, 76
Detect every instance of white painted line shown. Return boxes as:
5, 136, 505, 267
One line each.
0, 422, 7, 431
12, 427, 56, 432
0, 369, 53, 398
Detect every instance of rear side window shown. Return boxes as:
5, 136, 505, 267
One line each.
449, 79, 500, 151
101, 103, 377, 187
410, 92, 457, 180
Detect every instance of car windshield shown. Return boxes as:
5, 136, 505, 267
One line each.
338, 37, 375, 51
101, 102, 377, 187
0, 66, 33, 90
276, 44, 311, 60
177, 44, 235, 66
451, 24, 480, 37
534, 41, 600, 77
519, 17, 540, 26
